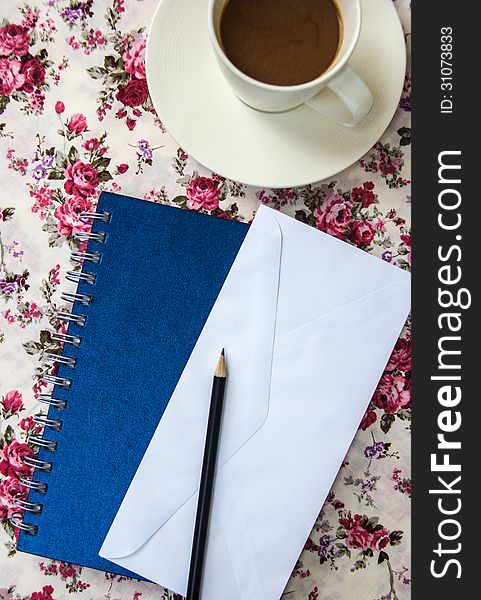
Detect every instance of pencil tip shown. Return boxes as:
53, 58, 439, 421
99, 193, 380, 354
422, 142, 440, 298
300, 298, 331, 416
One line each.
215, 349, 227, 378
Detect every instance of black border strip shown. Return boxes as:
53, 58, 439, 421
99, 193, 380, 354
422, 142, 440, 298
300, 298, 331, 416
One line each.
412, 1, 475, 596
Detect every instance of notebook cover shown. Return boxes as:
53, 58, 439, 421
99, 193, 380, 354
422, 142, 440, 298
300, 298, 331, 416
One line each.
17, 192, 249, 577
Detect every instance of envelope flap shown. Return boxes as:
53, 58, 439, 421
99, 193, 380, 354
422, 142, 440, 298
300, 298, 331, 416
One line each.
101, 207, 282, 559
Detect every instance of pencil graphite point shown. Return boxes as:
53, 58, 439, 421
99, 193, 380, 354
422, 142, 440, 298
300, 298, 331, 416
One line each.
215, 349, 227, 378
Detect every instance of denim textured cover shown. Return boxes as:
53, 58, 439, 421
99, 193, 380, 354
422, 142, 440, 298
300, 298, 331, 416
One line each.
17, 192, 249, 577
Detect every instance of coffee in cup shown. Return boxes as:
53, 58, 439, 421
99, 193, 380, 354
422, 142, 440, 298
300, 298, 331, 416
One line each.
220, 0, 343, 86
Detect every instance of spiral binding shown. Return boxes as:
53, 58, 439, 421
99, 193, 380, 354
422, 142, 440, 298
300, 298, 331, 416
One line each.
43, 352, 77, 368
76, 231, 106, 244
23, 456, 53, 473
66, 270, 97, 286
19, 476, 48, 494
57, 311, 86, 327
10, 210, 110, 535
71, 250, 101, 265
38, 393, 67, 410
51, 332, 82, 348
10, 512, 38, 535
61, 292, 92, 306
29, 435, 58, 452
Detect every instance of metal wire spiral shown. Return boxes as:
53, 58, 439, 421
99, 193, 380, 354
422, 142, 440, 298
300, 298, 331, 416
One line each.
9, 210, 110, 535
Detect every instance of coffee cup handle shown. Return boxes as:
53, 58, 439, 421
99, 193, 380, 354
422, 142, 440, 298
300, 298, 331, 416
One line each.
306, 65, 373, 127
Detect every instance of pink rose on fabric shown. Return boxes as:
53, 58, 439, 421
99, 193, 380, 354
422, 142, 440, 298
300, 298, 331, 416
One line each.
349, 220, 375, 247
0, 440, 34, 478
372, 373, 410, 414
386, 336, 411, 372
347, 525, 372, 550
20, 58, 45, 93
67, 113, 87, 135
123, 35, 146, 79
0, 477, 28, 520
2, 390, 23, 414
55, 100, 65, 114
20, 416, 34, 430
0, 58, 25, 96
339, 514, 372, 550
82, 137, 99, 151
0, 24, 30, 57
314, 191, 353, 238
63, 160, 99, 199
0, 476, 28, 519
401, 233, 411, 262
54, 195, 94, 237
371, 527, 391, 550
186, 177, 220, 211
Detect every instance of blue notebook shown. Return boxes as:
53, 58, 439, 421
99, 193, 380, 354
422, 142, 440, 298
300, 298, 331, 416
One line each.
17, 192, 248, 577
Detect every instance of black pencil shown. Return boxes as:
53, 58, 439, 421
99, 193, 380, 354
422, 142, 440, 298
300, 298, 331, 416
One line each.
186, 349, 227, 600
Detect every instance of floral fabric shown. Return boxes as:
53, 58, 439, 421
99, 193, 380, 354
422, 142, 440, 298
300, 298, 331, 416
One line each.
0, 1, 411, 599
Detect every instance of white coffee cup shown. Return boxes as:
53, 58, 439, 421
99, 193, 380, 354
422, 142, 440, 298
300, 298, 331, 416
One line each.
208, 0, 373, 127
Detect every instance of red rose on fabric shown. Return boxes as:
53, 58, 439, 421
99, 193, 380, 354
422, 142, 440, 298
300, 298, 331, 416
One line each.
338, 516, 354, 530
314, 191, 353, 238
63, 160, 99, 199
2, 390, 23, 414
0, 57, 25, 96
67, 113, 87, 135
186, 177, 220, 211
386, 336, 411, 372
0, 476, 28, 519
359, 407, 377, 430
20, 58, 45, 92
0, 24, 30, 57
372, 373, 410, 414
59, 564, 76, 577
0, 440, 34, 478
371, 527, 391, 549
54, 194, 94, 237
117, 163, 129, 173
351, 182, 376, 208
116, 78, 148, 107
349, 220, 375, 247
30, 585, 55, 600
55, 100, 65, 114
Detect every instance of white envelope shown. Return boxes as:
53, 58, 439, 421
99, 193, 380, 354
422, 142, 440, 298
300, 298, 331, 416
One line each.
100, 205, 411, 599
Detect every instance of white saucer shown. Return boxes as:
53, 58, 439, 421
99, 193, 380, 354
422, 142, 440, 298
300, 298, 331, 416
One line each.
146, 0, 406, 188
